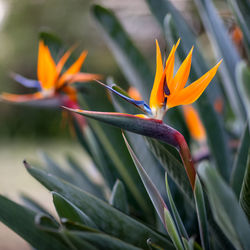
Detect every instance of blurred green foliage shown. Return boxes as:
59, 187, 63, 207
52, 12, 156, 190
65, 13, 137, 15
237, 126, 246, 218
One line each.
0, 0, 125, 138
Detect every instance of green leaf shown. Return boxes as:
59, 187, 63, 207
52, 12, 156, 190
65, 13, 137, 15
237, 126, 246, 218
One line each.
162, 12, 232, 181
72, 119, 116, 188
66, 154, 104, 199
194, 176, 209, 250
66, 107, 195, 200
126, 133, 167, 198
193, 0, 246, 120
228, 0, 250, 57
67, 231, 141, 250
25, 163, 174, 249
123, 134, 168, 225
109, 179, 129, 214
182, 237, 193, 250
86, 117, 152, 217
52, 192, 98, 229
147, 238, 165, 250
198, 162, 250, 250
62, 232, 98, 250
239, 154, 250, 221
164, 208, 184, 250
145, 138, 193, 204
76, 97, 153, 218
231, 123, 250, 198
39, 152, 73, 183
61, 217, 98, 232
92, 5, 154, 102
107, 77, 168, 198
182, 237, 202, 250
165, 174, 188, 239
236, 61, 250, 126
34, 213, 60, 232
0, 195, 68, 250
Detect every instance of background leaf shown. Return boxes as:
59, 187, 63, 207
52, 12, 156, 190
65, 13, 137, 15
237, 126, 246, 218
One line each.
0, 195, 68, 250
109, 179, 129, 214
52, 192, 98, 229
123, 134, 168, 225
165, 174, 188, 239
25, 162, 174, 249
145, 138, 193, 204
67, 231, 142, 250
194, 176, 209, 250
228, 0, 250, 57
198, 162, 250, 250
193, 0, 246, 120
236, 61, 250, 126
239, 154, 250, 221
77, 96, 154, 219
92, 5, 154, 102
164, 208, 184, 250
230, 123, 250, 198
163, 13, 232, 181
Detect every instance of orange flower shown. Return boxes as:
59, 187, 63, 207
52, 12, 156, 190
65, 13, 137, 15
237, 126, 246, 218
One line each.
96, 39, 222, 121
182, 104, 206, 142
1, 40, 101, 105
149, 39, 222, 119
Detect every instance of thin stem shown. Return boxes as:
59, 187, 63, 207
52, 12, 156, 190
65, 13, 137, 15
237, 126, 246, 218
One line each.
174, 131, 196, 190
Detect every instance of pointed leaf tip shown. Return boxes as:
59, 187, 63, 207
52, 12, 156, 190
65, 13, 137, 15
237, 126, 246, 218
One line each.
23, 160, 30, 169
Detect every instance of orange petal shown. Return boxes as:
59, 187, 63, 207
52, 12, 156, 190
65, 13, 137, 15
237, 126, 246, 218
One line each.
56, 45, 76, 77
1, 92, 43, 102
172, 46, 193, 93
57, 51, 88, 88
167, 60, 222, 108
166, 39, 180, 93
37, 40, 57, 90
149, 40, 164, 109
37, 40, 46, 86
183, 104, 206, 141
67, 72, 102, 84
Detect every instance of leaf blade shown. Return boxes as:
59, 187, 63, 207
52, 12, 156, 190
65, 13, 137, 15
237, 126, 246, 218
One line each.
25, 162, 174, 249
109, 179, 129, 214
194, 176, 209, 250
198, 162, 250, 250
231, 123, 250, 198
0, 195, 68, 250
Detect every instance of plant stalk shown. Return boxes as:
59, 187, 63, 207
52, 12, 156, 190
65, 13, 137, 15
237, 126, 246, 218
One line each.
174, 131, 196, 190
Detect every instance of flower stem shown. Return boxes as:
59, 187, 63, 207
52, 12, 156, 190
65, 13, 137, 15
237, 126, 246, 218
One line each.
174, 131, 196, 190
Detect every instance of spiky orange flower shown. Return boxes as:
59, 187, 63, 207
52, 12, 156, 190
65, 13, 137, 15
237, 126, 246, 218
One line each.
1, 40, 101, 105
149, 39, 222, 119
95, 39, 222, 121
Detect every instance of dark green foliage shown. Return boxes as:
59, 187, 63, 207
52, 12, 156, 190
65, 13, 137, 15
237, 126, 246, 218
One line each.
1, 0, 250, 249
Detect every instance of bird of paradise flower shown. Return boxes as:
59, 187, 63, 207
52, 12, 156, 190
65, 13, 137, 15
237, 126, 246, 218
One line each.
65, 39, 222, 189
1, 40, 101, 109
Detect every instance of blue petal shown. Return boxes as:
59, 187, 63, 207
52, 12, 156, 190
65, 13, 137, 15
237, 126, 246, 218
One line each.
96, 80, 152, 115
11, 73, 42, 90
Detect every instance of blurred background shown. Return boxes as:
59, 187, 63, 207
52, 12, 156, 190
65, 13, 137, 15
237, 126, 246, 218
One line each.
0, 0, 236, 249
